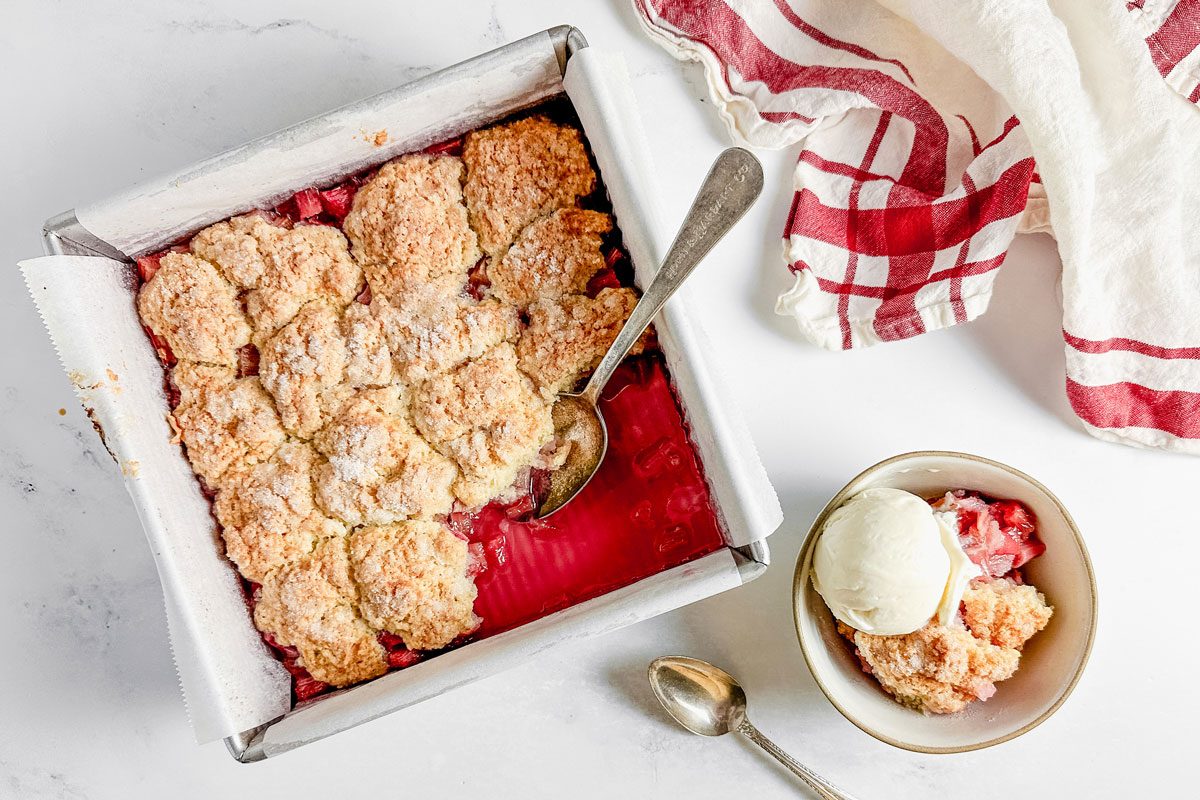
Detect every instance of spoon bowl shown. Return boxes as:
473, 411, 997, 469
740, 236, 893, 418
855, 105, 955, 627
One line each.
648, 656, 747, 737
535, 148, 764, 518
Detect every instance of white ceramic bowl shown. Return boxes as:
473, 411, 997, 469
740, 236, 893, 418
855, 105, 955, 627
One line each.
793, 451, 1097, 753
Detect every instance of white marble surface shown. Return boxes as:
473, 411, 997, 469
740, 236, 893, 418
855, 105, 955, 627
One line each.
2, 1, 1194, 797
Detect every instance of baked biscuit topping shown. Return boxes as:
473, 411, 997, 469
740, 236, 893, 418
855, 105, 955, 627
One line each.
259, 302, 348, 439
215, 442, 347, 583
254, 537, 388, 687
849, 621, 1020, 714
137, 116, 656, 694
489, 208, 612, 308
372, 287, 519, 384
517, 287, 640, 395
412, 344, 554, 507
313, 386, 457, 526
463, 116, 596, 255
136, 253, 251, 365
192, 214, 363, 344
343, 155, 481, 300
349, 521, 479, 650
961, 578, 1053, 650
340, 302, 394, 388
170, 363, 287, 487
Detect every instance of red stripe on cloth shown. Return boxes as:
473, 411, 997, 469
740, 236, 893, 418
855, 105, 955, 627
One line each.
786, 158, 1035, 256
796, 150, 921, 188
760, 109, 818, 124
644, 0, 950, 195
1067, 379, 1200, 439
1144, 0, 1200, 76
957, 115, 982, 156
839, 111, 894, 348
1189, 81, 1200, 103
1064, 331, 1200, 360
805, 252, 1006, 299
948, 173, 978, 323
981, 116, 1022, 151
769, 0, 916, 83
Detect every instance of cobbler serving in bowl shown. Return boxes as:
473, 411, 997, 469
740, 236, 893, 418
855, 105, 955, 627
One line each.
794, 451, 1096, 753
134, 108, 726, 701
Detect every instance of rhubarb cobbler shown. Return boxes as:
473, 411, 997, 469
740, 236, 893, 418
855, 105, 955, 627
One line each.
134, 111, 726, 700
814, 488, 1053, 714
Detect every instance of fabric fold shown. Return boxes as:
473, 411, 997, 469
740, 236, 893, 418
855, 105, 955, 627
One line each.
634, 0, 1200, 454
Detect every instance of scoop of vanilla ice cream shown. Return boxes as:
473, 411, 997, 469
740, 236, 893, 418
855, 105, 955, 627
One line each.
813, 487, 953, 635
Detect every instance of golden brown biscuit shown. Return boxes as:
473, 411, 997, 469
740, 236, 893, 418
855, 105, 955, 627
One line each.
254, 537, 387, 687
215, 442, 347, 583
516, 287, 640, 395
463, 117, 596, 255
371, 287, 519, 384
191, 214, 362, 344
343, 155, 481, 301
258, 302, 348, 438
489, 208, 612, 308
170, 363, 286, 487
340, 302, 394, 388
411, 344, 553, 507
852, 622, 1020, 714
313, 386, 457, 525
136, 252, 251, 365
962, 578, 1053, 650
349, 521, 479, 651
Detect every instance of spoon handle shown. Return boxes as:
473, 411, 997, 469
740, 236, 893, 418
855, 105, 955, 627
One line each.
737, 719, 858, 800
580, 147, 763, 404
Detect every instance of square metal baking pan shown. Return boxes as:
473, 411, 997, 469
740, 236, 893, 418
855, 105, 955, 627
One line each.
36, 25, 778, 761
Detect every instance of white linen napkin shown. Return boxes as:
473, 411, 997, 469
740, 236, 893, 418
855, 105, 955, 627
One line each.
635, 0, 1200, 453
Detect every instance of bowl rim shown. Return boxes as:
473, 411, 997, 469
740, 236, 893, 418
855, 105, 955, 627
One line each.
791, 450, 1098, 754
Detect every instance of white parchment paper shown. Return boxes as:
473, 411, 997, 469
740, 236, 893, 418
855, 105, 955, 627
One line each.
20, 256, 292, 742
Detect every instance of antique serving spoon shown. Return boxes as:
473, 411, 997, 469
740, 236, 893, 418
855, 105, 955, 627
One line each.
535, 147, 764, 518
648, 657, 860, 799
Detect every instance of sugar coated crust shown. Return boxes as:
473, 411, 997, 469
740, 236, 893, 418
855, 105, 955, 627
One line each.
340, 302, 394, 388
137, 252, 251, 365
254, 537, 387, 687
853, 622, 1021, 714
343, 155, 481, 301
411, 343, 553, 507
517, 287, 640, 395
349, 521, 479, 650
170, 363, 286, 487
962, 578, 1054, 650
215, 441, 347, 583
372, 287, 519, 384
489, 208, 612, 308
192, 214, 363, 344
138, 117, 652, 693
463, 116, 596, 256
313, 386, 457, 525
259, 302, 348, 438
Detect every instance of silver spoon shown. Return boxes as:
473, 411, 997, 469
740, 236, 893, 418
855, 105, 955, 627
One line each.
535, 147, 764, 518
648, 656, 859, 800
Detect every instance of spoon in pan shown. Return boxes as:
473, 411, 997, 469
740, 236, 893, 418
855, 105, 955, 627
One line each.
649, 656, 860, 799
535, 147, 764, 518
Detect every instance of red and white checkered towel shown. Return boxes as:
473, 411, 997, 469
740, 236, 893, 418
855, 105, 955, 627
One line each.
634, 0, 1200, 454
